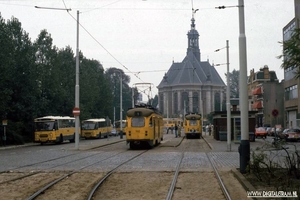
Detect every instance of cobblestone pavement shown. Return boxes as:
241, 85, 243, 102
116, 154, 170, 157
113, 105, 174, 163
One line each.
0, 130, 282, 170
161, 131, 276, 170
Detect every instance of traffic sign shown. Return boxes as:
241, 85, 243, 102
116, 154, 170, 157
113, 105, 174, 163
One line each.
272, 109, 279, 117
73, 107, 80, 116
2, 120, 7, 126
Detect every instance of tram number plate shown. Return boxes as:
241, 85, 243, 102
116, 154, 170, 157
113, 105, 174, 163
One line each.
135, 130, 140, 133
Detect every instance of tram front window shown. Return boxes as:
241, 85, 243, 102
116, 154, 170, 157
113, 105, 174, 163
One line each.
189, 120, 197, 126
131, 117, 145, 127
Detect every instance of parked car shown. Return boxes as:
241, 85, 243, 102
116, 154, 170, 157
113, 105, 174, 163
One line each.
282, 128, 290, 135
274, 129, 288, 140
255, 127, 268, 138
110, 128, 118, 136
266, 127, 272, 136
285, 129, 300, 142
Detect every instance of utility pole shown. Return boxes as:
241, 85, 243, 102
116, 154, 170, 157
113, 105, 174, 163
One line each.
226, 40, 231, 152
238, 0, 249, 174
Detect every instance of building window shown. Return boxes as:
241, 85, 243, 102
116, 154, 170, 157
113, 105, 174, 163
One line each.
285, 85, 298, 100
284, 65, 297, 81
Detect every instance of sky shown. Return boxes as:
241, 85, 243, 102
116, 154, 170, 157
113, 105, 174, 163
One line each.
0, 0, 295, 100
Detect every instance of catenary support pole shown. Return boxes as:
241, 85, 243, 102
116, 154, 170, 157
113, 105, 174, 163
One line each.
75, 10, 80, 150
238, 0, 250, 173
226, 40, 231, 151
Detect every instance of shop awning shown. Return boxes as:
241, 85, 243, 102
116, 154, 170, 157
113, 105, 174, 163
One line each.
252, 87, 262, 95
252, 101, 263, 109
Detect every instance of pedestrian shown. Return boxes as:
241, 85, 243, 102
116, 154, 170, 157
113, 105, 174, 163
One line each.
170, 125, 174, 134
174, 124, 178, 138
205, 125, 209, 135
208, 124, 212, 136
178, 125, 181, 137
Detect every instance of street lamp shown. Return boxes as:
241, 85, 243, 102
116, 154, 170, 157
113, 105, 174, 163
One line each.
114, 69, 123, 139
216, 0, 249, 173
215, 40, 231, 152
35, 6, 80, 150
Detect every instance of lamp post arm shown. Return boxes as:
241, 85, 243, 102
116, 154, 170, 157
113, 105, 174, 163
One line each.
35, 6, 71, 11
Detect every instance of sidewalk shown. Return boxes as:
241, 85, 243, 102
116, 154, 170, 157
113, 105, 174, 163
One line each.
0, 132, 266, 152
0, 136, 126, 151
160, 130, 266, 152
202, 132, 267, 152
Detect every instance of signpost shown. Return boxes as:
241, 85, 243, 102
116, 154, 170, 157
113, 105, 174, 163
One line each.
2, 120, 7, 146
272, 109, 279, 134
272, 109, 279, 117
73, 107, 80, 150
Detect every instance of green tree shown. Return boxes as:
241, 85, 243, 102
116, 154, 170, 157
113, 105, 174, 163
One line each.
105, 68, 132, 121
0, 14, 13, 119
80, 57, 113, 120
0, 14, 135, 143
227, 69, 239, 98
2, 16, 37, 140
278, 28, 300, 79
33, 29, 59, 116
149, 94, 158, 108
51, 46, 76, 116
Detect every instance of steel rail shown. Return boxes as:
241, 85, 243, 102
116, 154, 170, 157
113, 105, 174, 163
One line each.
165, 151, 184, 200
26, 149, 128, 200
0, 139, 124, 174
87, 150, 148, 200
206, 153, 232, 200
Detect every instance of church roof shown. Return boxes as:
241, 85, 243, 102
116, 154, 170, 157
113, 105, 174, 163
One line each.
157, 51, 225, 88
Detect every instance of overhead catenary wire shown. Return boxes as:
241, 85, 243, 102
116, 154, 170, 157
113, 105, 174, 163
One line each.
3, 1, 223, 76
60, 0, 146, 84
3, 0, 230, 87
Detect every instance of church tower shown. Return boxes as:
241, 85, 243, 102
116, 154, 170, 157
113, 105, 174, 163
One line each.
157, 8, 225, 118
187, 13, 200, 61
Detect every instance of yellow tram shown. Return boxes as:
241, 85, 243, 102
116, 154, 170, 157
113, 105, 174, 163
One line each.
184, 113, 202, 139
126, 104, 163, 149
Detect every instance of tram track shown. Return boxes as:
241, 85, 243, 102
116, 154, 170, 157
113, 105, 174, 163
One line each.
165, 137, 232, 200
0, 140, 124, 174
0, 136, 248, 200
0, 141, 128, 198
26, 150, 148, 200
0, 147, 127, 184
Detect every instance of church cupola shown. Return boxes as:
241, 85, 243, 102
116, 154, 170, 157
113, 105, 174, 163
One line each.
187, 13, 200, 61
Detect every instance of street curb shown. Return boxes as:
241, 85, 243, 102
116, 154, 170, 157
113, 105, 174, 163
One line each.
174, 136, 185, 147
0, 143, 38, 150
231, 168, 257, 200
202, 136, 213, 150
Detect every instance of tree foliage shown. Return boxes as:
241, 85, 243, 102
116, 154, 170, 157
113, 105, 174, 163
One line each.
227, 69, 239, 98
0, 14, 141, 143
278, 28, 300, 79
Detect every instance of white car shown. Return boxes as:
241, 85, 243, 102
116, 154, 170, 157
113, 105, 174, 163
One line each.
110, 129, 118, 136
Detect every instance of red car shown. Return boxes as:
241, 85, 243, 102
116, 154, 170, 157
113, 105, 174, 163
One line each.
255, 127, 268, 138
